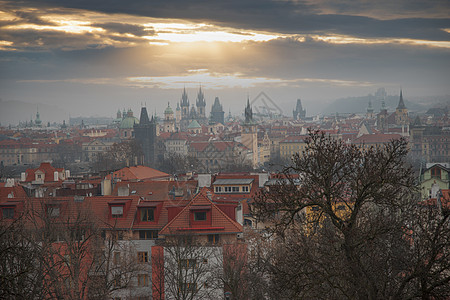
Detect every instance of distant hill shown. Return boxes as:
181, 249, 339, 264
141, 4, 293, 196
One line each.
321, 93, 426, 115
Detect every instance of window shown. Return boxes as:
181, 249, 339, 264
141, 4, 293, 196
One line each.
113, 275, 121, 287
215, 186, 222, 193
232, 186, 239, 192
179, 259, 197, 269
140, 208, 154, 222
113, 252, 121, 264
2, 207, 14, 219
194, 211, 207, 221
179, 283, 197, 293
208, 234, 220, 244
70, 228, 85, 241
139, 230, 158, 240
431, 167, 441, 179
47, 206, 60, 217
137, 274, 149, 287
242, 186, 249, 193
243, 219, 253, 227
111, 206, 123, 218
224, 186, 232, 192
112, 231, 124, 240
138, 251, 148, 263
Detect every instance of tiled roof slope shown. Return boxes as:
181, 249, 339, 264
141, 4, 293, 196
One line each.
159, 188, 242, 236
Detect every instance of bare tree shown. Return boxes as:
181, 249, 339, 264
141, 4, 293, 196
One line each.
0, 211, 48, 299
94, 140, 143, 172
251, 131, 449, 299
22, 198, 143, 299
156, 235, 220, 300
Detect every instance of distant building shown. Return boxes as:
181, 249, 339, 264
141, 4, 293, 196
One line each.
366, 99, 374, 119
162, 102, 176, 133
179, 87, 208, 131
119, 109, 139, 139
420, 163, 450, 200
134, 107, 157, 167
395, 90, 408, 126
209, 97, 225, 125
35, 107, 42, 128
293, 99, 306, 120
376, 98, 389, 133
241, 98, 258, 168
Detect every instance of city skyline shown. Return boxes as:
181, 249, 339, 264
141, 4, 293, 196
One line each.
0, 0, 449, 122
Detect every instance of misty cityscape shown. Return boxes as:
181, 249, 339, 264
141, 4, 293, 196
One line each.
0, 0, 449, 299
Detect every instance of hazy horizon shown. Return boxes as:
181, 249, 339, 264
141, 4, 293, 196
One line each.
0, 0, 449, 124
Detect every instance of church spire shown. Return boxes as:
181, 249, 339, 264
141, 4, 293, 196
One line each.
397, 89, 406, 109
244, 97, 253, 123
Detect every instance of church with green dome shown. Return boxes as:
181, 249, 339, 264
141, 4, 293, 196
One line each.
117, 109, 139, 139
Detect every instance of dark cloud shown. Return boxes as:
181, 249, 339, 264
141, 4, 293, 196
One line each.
9, 0, 450, 41
92, 22, 153, 36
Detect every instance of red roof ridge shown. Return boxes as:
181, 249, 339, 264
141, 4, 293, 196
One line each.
159, 187, 242, 235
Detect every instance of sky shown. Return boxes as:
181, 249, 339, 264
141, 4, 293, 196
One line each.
0, 0, 449, 123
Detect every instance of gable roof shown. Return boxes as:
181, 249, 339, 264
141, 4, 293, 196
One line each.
106, 165, 169, 181
24, 162, 64, 182
159, 188, 242, 236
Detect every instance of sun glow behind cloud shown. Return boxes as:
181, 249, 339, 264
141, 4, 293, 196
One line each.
1, 4, 448, 52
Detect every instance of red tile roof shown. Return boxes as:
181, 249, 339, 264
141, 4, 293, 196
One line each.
24, 162, 64, 182
106, 166, 169, 181
353, 133, 402, 144
159, 188, 242, 236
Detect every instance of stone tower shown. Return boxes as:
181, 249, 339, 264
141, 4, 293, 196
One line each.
134, 106, 157, 166
241, 98, 258, 168
395, 89, 408, 126
210, 97, 225, 124
196, 86, 207, 124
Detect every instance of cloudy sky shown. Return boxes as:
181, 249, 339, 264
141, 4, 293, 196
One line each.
0, 0, 449, 122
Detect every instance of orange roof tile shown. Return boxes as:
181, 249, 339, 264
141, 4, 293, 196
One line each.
159, 188, 242, 236
106, 165, 169, 181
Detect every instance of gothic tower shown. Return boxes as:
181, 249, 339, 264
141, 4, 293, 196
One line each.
366, 98, 374, 119
241, 98, 258, 168
179, 87, 190, 131
196, 86, 207, 124
134, 106, 157, 166
395, 89, 408, 126
210, 97, 225, 124
293, 99, 306, 120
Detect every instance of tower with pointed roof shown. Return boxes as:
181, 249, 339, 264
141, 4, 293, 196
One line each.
196, 86, 207, 120
35, 107, 42, 128
210, 96, 225, 125
134, 106, 157, 166
366, 98, 374, 119
293, 99, 306, 120
395, 89, 408, 126
241, 98, 258, 168
179, 87, 190, 131
175, 102, 181, 129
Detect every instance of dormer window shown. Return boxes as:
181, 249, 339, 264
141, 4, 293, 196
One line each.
140, 208, 154, 222
47, 205, 60, 217
194, 211, 207, 221
111, 206, 124, 218
2, 207, 14, 219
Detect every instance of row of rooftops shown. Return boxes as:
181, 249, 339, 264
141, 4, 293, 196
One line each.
0, 187, 244, 237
